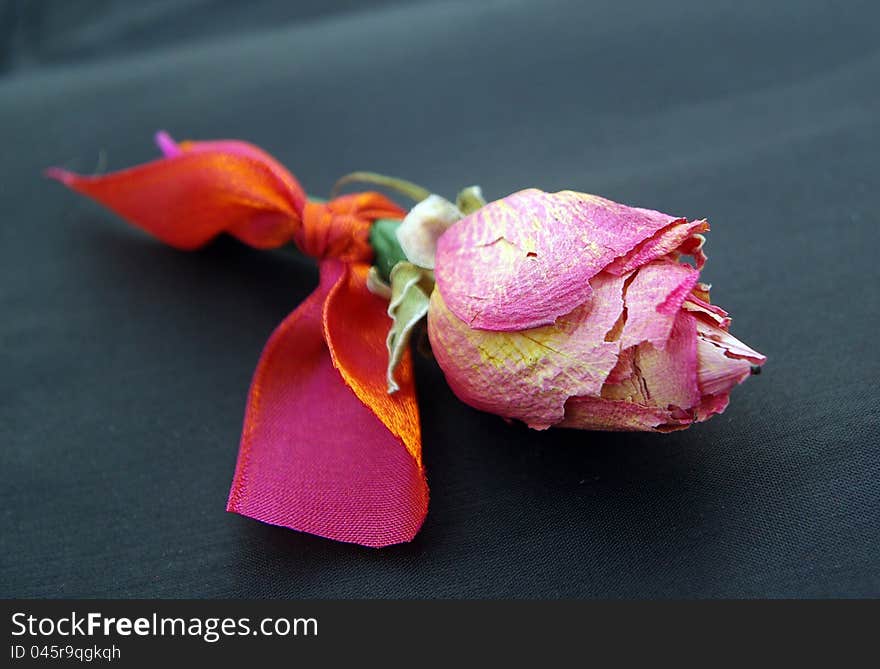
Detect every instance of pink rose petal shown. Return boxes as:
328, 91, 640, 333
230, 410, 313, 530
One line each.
600, 311, 701, 411
429, 272, 627, 429
696, 319, 767, 365
604, 219, 709, 275
435, 189, 690, 331
604, 346, 635, 385
695, 318, 766, 396
619, 260, 699, 350
683, 293, 732, 330
693, 392, 732, 421
635, 311, 701, 410
560, 396, 692, 432
696, 337, 753, 396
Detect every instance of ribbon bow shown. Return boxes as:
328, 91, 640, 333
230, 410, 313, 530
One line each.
48, 133, 428, 547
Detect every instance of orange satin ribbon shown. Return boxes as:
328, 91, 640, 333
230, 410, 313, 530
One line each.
48, 132, 428, 547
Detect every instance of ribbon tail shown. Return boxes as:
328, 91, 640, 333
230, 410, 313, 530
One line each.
227, 259, 428, 547
46, 146, 304, 250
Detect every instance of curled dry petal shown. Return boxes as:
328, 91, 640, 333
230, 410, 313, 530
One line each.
617, 259, 699, 351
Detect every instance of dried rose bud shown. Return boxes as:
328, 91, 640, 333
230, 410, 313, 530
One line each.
428, 188, 765, 432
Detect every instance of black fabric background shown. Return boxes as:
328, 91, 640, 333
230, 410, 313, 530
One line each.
1, 0, 877, 598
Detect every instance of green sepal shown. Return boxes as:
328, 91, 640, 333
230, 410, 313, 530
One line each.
385, 262, 433, 393
455, 185, 487, 215
369, 218, 408, 282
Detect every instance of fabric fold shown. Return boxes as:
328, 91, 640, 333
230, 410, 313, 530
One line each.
227, 259, 427, 547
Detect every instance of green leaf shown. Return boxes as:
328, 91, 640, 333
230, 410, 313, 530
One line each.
369, 218, 408, 282
386, 262, 432, 393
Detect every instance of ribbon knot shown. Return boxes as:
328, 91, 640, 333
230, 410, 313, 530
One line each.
296, 196, 379, 263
